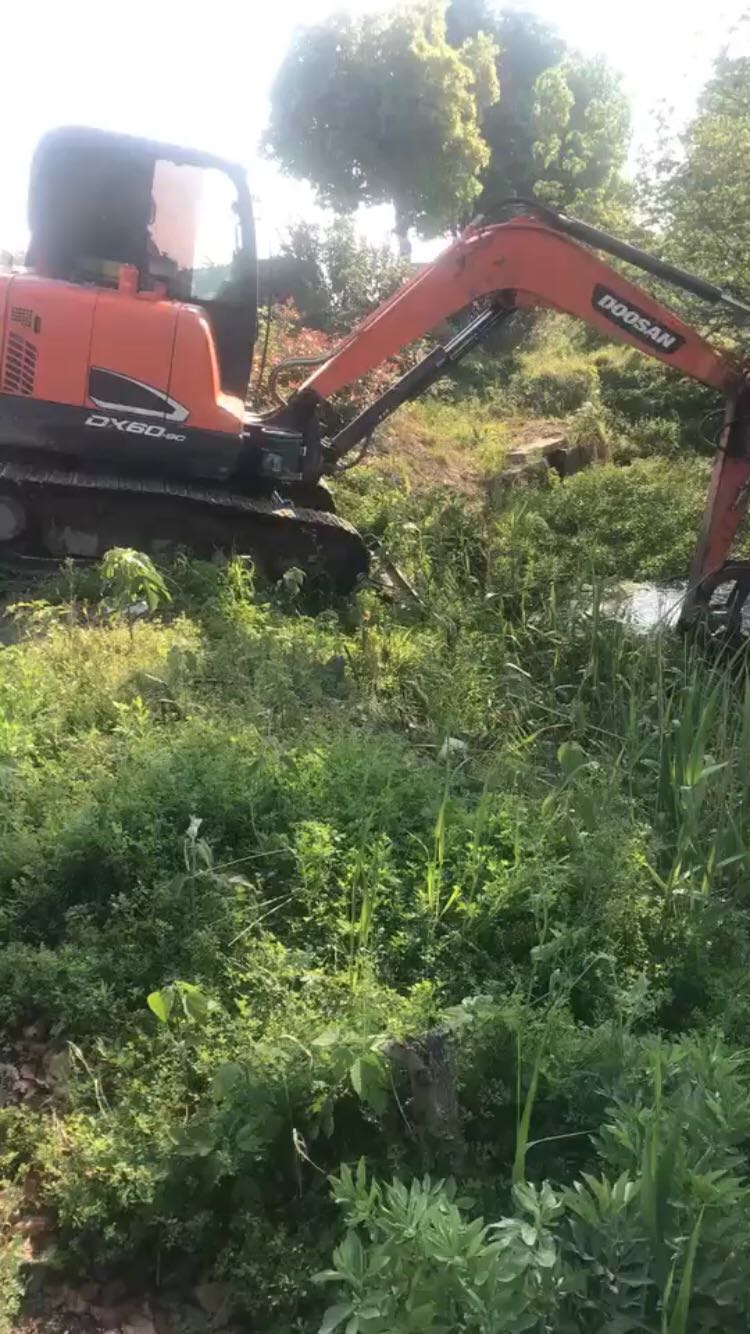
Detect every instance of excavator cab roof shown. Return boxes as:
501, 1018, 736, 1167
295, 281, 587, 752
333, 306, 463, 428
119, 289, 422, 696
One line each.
26, 126, 258, 398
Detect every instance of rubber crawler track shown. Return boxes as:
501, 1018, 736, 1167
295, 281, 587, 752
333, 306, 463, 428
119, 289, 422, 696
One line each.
0, 461, 369, 590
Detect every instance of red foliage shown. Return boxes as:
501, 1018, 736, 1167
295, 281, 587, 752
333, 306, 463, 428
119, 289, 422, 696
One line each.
254, 300, 422, 412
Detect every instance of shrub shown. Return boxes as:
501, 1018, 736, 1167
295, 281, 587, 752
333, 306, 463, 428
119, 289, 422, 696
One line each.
320, 1036, 750, 1332
317, 1164, 562, 1332
0, 1183, 24, 1334
0, 446, 748, 1330
509, 351, 600, 416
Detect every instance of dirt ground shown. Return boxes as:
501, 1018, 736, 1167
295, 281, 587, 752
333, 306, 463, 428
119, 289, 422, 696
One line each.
367, 415, 566, 496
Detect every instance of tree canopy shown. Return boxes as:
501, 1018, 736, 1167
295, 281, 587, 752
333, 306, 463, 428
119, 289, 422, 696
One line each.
655, 50, 750, 297
265, 2, 499, 253
279, 216, 410, 331
266, 2, 632, 247
446, 1, 632, 224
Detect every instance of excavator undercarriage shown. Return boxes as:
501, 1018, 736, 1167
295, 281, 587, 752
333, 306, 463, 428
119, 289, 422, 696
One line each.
0, 461, 366, 585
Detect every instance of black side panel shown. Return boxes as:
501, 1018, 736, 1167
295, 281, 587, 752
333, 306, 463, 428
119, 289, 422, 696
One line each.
0, 396, 246, 483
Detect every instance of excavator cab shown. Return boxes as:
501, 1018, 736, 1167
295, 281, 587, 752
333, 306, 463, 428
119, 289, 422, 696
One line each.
25, 126, 258, 399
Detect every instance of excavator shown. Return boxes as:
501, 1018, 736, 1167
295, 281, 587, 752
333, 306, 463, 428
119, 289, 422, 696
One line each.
0, 125, 748, 629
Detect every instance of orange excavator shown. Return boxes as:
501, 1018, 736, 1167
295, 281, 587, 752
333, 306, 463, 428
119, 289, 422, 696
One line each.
0, 125, 748, 626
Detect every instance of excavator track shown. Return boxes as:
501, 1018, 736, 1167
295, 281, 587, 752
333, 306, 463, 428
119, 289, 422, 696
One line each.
0, 461, 369, 591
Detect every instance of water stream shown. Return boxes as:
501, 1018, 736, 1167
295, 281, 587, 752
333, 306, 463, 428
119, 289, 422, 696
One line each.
601, 581, 686, 630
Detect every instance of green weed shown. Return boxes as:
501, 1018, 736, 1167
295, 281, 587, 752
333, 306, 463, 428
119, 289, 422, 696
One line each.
1, 461, 750, 1327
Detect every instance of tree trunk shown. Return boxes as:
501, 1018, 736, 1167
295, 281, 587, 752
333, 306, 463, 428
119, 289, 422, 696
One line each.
394, 207, 413, 260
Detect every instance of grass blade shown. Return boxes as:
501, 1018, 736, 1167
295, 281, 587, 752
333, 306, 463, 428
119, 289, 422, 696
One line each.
666, 1208, 704, 1334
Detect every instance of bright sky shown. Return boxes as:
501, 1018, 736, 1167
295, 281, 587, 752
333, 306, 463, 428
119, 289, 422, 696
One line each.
0, 0, 747, 259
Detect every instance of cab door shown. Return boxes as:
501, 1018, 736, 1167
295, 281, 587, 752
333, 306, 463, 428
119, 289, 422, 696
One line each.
86, 288, 180, 424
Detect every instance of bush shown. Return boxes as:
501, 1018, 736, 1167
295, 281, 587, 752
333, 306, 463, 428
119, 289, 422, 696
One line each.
509, 351, 600, 416
532, 456, 707, 580
320, 1036, 750, 1332
595, 346, 716, 450
0, 455, 748, 1328
0, 1183, 24, 1334
278, 217, 410, 334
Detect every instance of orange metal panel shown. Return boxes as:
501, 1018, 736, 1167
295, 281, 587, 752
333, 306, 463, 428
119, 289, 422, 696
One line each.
686, 386, 750, 591
88, 289, 178, 415
1, 274, 94, 405
300, 219, 739, 402
168, 307, 243, 434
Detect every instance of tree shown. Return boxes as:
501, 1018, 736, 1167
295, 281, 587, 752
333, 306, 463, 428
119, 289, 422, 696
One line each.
278, 216, 410, 332
445, 3, 631, 224
448, 6, 562, 201
531, 56, 631, 225
654, 49, 750, 297
265, 2, 499, 255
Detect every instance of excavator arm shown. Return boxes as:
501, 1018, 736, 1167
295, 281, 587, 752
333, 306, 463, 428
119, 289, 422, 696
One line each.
298, 217, 739, 399
280, 209, 750, 621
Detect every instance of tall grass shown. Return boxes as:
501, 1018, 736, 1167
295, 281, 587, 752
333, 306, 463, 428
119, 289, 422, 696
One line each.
2, 468, 750, 1328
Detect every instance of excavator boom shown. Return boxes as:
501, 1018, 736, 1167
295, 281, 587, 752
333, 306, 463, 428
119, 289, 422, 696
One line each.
296, 217, 741, 401
277, 210, 749, 623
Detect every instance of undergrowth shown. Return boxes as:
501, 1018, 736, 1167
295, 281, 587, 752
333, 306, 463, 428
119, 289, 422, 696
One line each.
377, 312, 719, 490
1, 461, 750, 1330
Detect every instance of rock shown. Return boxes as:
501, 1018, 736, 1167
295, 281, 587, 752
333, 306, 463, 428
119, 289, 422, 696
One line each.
22, 1020, 46, 1040
323, 654, 347, 685
194, 1283, 231, 1321
438, 737, 468, 762
0, 1062, 18, 1107
93, 1304, 128, 1332
44, 1049, 72, 1083
59, 1286, 90, 1315
122, 1308, 157, 1334
18, 1212, 54, 1237
100, 1280, 131, 1307
92, 1301, 130, 1334
151, 1308, 177, 1334
22, 1168, 43, 1200
386, 1029, 461, 1140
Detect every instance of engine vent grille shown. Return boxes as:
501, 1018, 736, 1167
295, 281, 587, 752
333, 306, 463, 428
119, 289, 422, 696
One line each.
3, 331, 38, 396
10, 306, 34, 328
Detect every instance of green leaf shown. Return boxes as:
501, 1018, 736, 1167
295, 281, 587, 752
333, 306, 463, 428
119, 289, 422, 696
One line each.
513, 1041, 543, 1185
349, 1053, 388, 1115
667, 1209, 704, 1334
349, 1057, 365, 1097
339, 1229, 365, 1277
177, 982, 210, 1023
147, 987, 174, 1023
313, 1027, 342, 1048
558, 740, 588, 778
211, 1062, 244, 1101
235, 1122, 263, 1153
536, 1238, 556, 1268
319, 1302, 354, 1333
